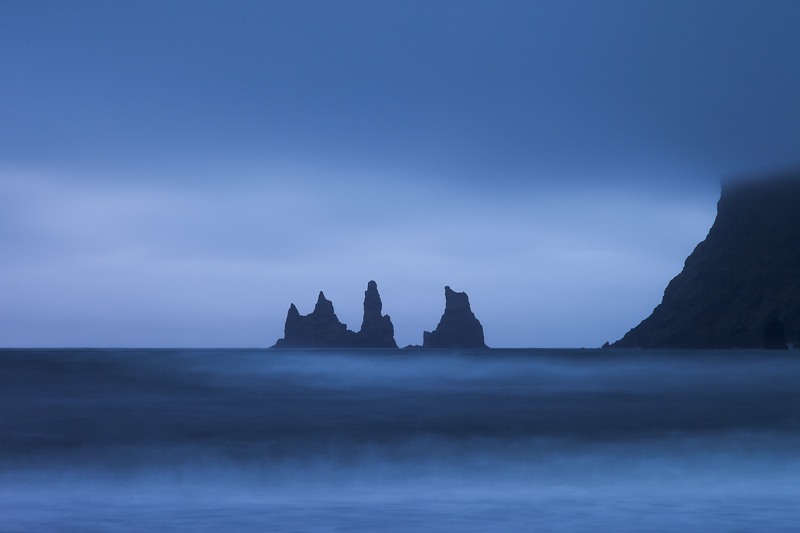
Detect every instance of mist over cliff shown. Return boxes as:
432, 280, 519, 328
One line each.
613, 172, 800, 349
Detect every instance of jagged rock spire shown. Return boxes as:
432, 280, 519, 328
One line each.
356, 280, 397, 348
272, 282, 397, 349
423, 286, 487, 349
272, 291, 356, 348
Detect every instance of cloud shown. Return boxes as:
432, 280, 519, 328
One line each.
0, 164, 718, 347
1, 1, 796, 346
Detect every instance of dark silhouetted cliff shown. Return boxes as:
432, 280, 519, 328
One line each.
423, 286, 488, 349
272, 281, 397, 348
612, 173, 800, 349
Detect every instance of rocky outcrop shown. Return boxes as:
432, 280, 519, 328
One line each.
612, 172, 800, 349
355, 280, 398, 348
272, 292, 357, 348
272, 281, 397, 348
423, 286, 488, 348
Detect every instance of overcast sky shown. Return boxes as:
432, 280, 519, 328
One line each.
1, 1, 799, 348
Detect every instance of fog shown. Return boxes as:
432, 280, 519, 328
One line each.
2, 349, 799, 530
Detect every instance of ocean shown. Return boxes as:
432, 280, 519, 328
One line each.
1, 348, 799, 532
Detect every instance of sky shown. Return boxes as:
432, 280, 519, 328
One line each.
1, 0, 799, 348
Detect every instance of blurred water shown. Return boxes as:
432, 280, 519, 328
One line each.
1, 348, 799, 531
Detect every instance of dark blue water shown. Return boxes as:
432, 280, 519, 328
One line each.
1, 348, 799, 531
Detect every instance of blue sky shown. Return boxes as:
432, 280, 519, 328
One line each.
1, 1, 799, 347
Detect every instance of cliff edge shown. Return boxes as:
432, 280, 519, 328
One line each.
612, 172, 800, 349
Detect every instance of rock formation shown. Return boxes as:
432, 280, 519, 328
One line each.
272, 291, 358, 348
272, 281, 397, 348
612, 172, 800, 349
423, 286, 488, 349
355, 280, 398, 348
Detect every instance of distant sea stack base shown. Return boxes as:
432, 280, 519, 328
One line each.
612, 172, 800, 349
423, 286, 488, 349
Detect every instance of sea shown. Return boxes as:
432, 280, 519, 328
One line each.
1, 348, 799, 532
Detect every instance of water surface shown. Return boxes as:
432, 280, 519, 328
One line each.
1, 348, 799, 531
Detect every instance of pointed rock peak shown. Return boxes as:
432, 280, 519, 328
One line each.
363, 280, 383, 318
272, 282, 397, 349
356, 280, 397, 348
366, 280, 378, 294
423, 286, 487, 349
444, 286, 471, 313
314, 291, 335, 316
272, 290, 356, 348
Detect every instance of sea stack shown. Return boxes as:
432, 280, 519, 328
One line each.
423, 286, 488, 349
272, 292, 357, 348
272, 282, 397, 348
612, 172, 800, 349
356, 280, 398, 348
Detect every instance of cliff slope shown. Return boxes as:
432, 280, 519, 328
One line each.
612, 173, 800, 349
